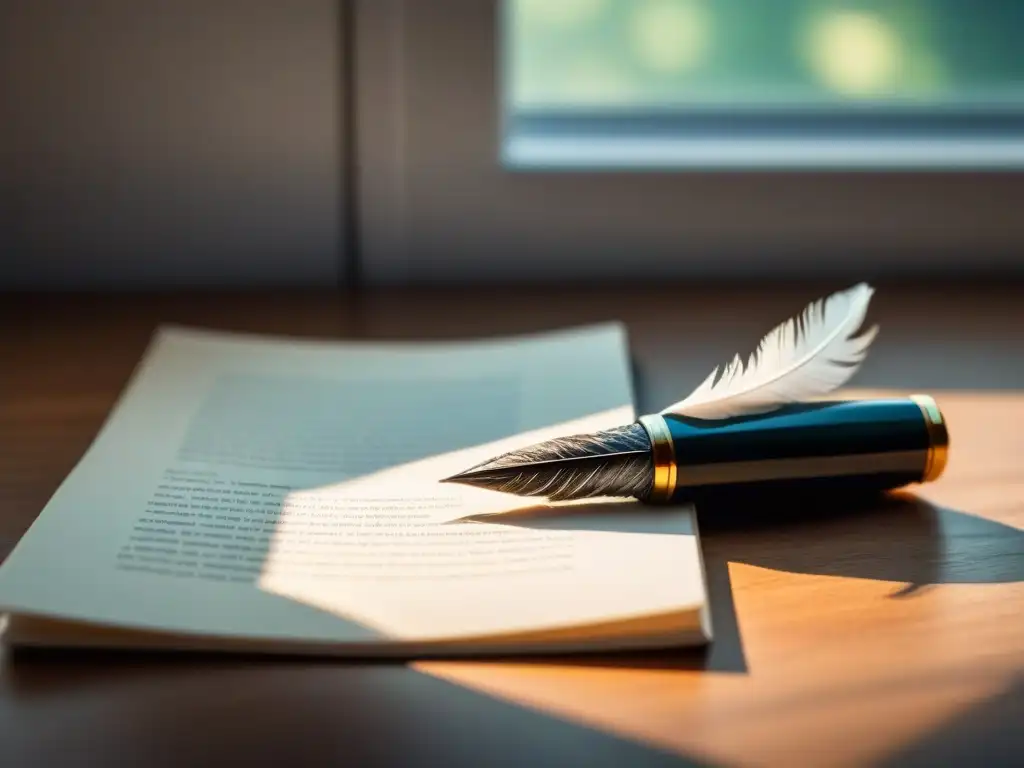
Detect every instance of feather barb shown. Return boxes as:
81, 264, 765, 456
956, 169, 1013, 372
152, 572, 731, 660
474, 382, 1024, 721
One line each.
661, 283, 879, 420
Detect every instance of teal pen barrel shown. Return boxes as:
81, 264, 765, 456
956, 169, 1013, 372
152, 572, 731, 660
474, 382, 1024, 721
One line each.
638, 396, 949, 504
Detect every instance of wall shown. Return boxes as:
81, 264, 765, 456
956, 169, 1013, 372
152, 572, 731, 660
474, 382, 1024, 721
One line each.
3, 1, 1022, 290
0, 0, 344, 289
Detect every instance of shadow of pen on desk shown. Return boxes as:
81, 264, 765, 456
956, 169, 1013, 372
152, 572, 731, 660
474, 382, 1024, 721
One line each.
469, 489, 1024, 597
455, 489, 1024, 673
690, 488, 1024, 597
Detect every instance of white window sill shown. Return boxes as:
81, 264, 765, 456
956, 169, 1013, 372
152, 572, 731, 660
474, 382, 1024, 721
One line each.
504, 135, 1024, 170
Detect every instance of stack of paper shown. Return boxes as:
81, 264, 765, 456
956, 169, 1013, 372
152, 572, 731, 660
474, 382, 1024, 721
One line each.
0, 324, 711, 656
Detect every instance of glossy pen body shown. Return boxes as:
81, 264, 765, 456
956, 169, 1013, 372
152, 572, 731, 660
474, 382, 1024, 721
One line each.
638, 396, 948, 503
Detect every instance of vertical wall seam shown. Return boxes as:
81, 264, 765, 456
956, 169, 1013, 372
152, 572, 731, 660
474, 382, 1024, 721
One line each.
339, 0, 362, 290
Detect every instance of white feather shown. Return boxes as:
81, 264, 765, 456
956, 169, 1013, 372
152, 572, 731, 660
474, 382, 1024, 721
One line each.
661, 283, 879, 420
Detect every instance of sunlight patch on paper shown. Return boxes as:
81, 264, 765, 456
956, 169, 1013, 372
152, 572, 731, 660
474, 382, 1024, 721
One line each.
257, 405, 705, 644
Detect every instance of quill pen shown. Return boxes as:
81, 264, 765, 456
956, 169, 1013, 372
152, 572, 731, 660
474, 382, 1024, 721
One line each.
442, 283, 950, 503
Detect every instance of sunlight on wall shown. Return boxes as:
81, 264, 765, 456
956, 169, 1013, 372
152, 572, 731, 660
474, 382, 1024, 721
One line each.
630, 0, 711, 74
805, 10, 902, 97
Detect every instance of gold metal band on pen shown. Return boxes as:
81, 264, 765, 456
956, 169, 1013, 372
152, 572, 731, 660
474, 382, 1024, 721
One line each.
638, 414, 677, 503
910, 394, 949, 483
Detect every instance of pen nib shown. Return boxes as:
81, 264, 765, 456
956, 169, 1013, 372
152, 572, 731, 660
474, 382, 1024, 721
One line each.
440, 423, 654, 501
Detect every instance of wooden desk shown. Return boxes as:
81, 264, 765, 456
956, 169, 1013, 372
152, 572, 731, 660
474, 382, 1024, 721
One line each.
2, 284, 1023, 767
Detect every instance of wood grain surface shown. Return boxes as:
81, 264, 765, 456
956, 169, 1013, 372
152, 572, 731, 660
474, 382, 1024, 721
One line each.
1, 284, 1022, 767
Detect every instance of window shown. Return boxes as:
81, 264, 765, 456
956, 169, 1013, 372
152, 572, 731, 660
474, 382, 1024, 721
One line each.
504, 0, 1024, 168
354, 1, 1024, 285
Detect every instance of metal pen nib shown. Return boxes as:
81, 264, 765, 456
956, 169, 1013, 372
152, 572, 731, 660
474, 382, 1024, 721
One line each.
440, 422, 656, 501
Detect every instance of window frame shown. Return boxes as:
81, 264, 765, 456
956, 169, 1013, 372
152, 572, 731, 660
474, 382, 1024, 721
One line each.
506, 107, 1024, 170
353, 0, 1024, 286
